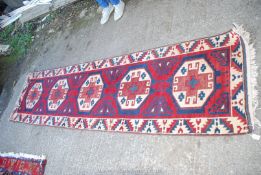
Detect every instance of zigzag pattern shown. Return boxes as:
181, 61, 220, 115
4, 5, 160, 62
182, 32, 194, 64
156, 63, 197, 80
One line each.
11, 29, 251, 135
28, 32, 232, 80
11, 113, 249, 134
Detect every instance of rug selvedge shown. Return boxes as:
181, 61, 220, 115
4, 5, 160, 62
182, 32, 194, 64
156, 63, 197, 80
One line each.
0, 152, 47, 175
10, 26, 255, 135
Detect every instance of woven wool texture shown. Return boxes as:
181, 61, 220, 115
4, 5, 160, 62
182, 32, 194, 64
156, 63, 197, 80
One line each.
10, 25, 256, 135
0, 152, 47, 175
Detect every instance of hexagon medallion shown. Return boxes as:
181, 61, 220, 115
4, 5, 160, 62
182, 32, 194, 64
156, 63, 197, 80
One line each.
77, 74, 104, 112
117, 68, 151, 110
47, 79, 69, 111
26, 82, 43, 109
172, 58, 215, 108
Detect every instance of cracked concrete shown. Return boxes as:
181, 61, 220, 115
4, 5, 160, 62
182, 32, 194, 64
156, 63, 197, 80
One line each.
1, 0, 261, 174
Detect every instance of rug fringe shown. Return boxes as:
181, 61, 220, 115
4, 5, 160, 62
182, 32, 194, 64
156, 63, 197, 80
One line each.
0, 152, 46, 160
232, 23, 259, 131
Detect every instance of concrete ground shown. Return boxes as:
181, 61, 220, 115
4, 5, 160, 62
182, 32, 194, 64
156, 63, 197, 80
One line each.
1, 0, 261, 174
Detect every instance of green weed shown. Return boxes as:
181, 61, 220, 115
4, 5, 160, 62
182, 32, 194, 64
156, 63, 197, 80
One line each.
0, 22, 34, 93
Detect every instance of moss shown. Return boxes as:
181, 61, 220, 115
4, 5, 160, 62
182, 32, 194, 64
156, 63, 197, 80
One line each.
0, 23, 34, 60
0, 22, 34, 94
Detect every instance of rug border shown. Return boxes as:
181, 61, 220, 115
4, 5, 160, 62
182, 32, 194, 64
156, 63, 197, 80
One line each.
0, 152, 46, 160
232, 23, 258, 131
28, 30, 232, 78
8, 117, 249, 136
0, 152, 47, 175
9, 25, 254, 135
26, 30, 233, 80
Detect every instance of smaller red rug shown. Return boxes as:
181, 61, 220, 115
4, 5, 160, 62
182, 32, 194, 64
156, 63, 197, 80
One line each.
0, 152, 47, 175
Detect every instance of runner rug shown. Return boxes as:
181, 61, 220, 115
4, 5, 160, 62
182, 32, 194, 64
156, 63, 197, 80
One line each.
0, 152, 47, 175
10, 24, 258, 135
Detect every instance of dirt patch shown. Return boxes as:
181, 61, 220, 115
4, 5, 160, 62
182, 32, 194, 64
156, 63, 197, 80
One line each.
0, 0, 98, 117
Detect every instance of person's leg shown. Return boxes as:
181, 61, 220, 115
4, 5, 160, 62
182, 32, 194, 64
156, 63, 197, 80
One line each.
111, 0, 125, 21
96, 0, 114, 24
96, 0, 109, 8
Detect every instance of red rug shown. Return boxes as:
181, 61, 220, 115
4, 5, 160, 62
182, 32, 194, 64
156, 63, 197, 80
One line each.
10, 24, 257, 135
0, 152, 47, 175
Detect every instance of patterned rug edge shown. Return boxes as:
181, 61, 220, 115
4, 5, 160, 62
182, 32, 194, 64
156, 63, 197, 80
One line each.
0, 152, 47, 175
232, 23, 258, 132
9, 24, 258, 135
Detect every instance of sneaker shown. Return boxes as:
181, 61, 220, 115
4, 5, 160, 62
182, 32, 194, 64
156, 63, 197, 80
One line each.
100, 4, 114, 25
113, 0, 125, 21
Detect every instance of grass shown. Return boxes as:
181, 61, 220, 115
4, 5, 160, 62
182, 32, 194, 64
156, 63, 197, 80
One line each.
0, 22, 35, 94
0, 23, 34, 62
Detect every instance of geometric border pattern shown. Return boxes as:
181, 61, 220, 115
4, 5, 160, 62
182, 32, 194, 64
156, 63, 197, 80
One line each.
10, 28, 251, 135
10, 114, 248, 134
0, 152, 47, 175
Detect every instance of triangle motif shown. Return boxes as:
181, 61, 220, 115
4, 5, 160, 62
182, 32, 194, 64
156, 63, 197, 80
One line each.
211, 49, 229, 66
144, 97, 172, 116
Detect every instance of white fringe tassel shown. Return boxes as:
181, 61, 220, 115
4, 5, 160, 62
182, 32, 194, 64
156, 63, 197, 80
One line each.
232, 23, 259, 132
0, 152, 46, 160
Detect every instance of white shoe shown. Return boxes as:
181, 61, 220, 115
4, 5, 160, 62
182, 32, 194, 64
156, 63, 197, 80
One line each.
100, 4, 114, 25
113, 1, 125, 21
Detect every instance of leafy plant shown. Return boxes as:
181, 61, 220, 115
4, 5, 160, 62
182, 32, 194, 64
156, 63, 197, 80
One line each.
0, 22, 34, 94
